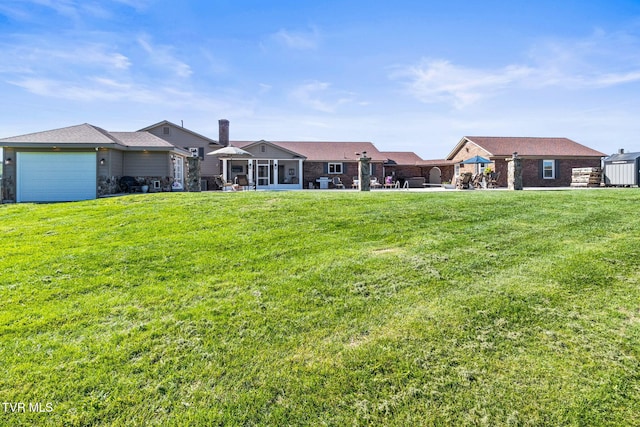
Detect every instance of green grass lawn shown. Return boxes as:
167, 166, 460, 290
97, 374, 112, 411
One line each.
1, 190, 639, 426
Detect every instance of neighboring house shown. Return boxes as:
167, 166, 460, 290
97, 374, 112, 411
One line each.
230, 140, 389, 189
0, 123, 190, 203
447, 137, 606, 187
140, 119, 226, 190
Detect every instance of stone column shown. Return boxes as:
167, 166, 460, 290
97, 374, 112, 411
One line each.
186, 157, 201, 192
2, 148, 16, 202
507, 152, 523, 190
358, 152, 371, 191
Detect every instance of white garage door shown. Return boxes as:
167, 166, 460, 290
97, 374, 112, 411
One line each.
17, 152, 97, 202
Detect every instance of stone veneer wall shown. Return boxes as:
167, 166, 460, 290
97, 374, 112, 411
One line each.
185, 157, 201, 192
97, 176, 174, 196
1, 148, 16, 202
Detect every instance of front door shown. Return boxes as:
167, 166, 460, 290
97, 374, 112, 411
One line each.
257, 160, 270, 187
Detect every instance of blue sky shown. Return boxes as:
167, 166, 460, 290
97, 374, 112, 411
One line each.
1, 0, 640, 158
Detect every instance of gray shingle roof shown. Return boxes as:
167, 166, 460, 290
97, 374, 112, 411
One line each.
110, 132, 176, 148
0, 123, 181, 151
0, 123, 117, 144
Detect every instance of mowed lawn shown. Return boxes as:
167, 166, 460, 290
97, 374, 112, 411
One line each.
1, 190, 639, 426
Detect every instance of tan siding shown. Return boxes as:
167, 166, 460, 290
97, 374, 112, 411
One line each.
123, 152, 169, 176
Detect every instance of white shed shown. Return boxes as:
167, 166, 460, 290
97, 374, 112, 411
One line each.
603, 151, 640, 187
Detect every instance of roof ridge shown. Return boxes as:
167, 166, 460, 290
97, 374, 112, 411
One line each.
90, 124, 125, 146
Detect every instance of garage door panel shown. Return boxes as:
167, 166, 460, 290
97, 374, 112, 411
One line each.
17, 152, 97, 202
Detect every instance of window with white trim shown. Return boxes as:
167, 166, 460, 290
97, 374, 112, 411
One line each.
543, 159, 555, 179
328, 163, 343, 174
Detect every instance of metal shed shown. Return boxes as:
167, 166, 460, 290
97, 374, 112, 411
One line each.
603, 151, 640, 187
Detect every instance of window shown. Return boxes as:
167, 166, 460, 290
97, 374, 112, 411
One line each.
543, 160, 555, 179
328, 163, 343, 174
162, 126, 170, 135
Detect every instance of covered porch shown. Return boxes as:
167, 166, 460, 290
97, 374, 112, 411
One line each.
221, 158, 304, 190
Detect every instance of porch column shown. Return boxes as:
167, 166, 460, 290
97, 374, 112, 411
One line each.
507, 152, 523, 190
222, 158, 228, 181
298, 159, 304, 188
273, 160, 278, 187
358, 152, 371, 191
247, 160, 254, 185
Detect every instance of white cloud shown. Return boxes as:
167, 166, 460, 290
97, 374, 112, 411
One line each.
272, 27, 320, 50
0, 0, 148, 21
394, 59, 532, 108
395, 29, 640, 108
290, 81, 355, 113
137, 35, 193, 78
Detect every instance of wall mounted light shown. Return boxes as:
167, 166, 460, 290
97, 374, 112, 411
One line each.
5, 157, 12, 165
100, 158, 106, 165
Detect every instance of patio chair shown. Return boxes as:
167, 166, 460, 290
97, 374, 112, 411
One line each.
236, 174, 251, 190
352, 177, 359, 189
383, 176, 396, 189
487, 171, 501, 188
215, 175, 236, 191
370, 177, 382, 189
456, 172, 473, 189
332, 176, 345, 189
472, 173, 484, 189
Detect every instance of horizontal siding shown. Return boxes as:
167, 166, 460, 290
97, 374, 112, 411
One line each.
250, 143, 299, 159
148, 126, 220, 176
123, 152, 169, 176
110, 150, 124, 176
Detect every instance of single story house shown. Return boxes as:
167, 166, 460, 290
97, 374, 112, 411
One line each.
1, 123, 190, 203
446, 136, 606, 187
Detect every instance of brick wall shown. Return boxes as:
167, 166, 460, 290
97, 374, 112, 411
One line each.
303, 161, 383, 188
521, 158, 602, 187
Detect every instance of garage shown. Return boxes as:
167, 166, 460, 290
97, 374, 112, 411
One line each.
17, 152, 97, 202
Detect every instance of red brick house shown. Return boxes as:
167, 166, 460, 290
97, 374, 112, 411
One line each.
447, 137, 606, 187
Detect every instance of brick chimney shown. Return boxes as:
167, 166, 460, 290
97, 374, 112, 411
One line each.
219, 119, 229, 147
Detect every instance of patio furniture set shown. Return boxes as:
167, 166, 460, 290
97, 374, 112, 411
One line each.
456, 172, 501, 189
